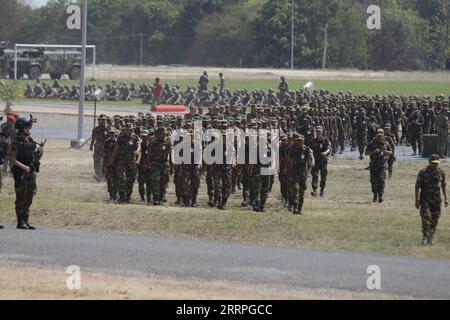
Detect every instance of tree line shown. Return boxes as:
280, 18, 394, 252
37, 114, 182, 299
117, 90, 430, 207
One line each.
1, 0, 449, 70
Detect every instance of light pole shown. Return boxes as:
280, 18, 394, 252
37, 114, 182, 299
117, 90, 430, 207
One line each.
76, 0, 87, 148
290, 0, 295, 70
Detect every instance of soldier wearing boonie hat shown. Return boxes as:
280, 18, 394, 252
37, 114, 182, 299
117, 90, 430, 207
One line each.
415, 154, 448, 246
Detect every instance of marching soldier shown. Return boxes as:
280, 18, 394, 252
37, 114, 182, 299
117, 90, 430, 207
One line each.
287, 133, 314, 215
103, 128, 119, 202
90, 115, 109, 181
365, 129, 393, 203
415, 155, 448, 246
310, 126, 331, 197
146, 128, 173, 206
108, 123, 141, 204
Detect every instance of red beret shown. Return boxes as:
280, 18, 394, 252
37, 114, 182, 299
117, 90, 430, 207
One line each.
7, 115, 17, 122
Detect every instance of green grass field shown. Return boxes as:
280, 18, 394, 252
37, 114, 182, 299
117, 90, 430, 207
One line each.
11, 77, 450, 108
0, 139, 449, 261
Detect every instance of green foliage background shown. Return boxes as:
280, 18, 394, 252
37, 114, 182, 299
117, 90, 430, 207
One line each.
1, 0, 449, 70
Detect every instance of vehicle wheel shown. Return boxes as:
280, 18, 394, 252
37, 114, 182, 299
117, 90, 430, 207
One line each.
28, 66, 41, 80
69, 66, 81, 80
50, 73, 62, 80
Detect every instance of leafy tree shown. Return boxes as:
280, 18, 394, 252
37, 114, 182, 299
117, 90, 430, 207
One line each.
0, 80, 22, 114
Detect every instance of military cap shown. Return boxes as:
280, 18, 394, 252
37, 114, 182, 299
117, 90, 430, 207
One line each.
292, 133, 305, 141
430, 154, 440, 164
108, 128, 117, 134
156, 127, 166, 134
141, 130, 149, 136
124, 123, 134, 129
99, 115, 107, 121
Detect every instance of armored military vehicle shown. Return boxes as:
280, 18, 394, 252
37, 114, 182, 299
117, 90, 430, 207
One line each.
0, 42, 81, 80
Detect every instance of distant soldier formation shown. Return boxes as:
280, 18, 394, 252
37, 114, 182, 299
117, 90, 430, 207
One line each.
2, 73, 448, 244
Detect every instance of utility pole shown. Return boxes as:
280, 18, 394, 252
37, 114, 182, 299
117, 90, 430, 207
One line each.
322, 23, 328, 69
77, 0, 87, 146
139, 33, 143, 65
290, 0, 295, 70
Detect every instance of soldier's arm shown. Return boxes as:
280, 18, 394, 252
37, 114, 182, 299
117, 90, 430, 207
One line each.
442, 172, 448, 207
415, 172, 423, 209
108, 144, 120, 166
89, 128, 96, 151
308, 150, 315, 168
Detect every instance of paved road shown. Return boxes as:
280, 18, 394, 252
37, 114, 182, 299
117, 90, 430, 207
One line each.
1, 227, 449, 299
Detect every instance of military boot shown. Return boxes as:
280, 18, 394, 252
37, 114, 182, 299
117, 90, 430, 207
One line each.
140, 192, 145, 202
378, 193, 383, 203
191, 197, 198, 208
311, 189, 318, 197
207, 195, 215, 208
421, 237, 428, 246
373, 193, 378, 203
253, 201, 260, 212
153, 195, 161, 206
260, 197, 267, 213
24, 213, 35, 230
118, 192, 126, 204
288, 197, 294, 212
320, 188, 325, 197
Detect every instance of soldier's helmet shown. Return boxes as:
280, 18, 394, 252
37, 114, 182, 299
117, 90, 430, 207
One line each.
15, 118, 33, 130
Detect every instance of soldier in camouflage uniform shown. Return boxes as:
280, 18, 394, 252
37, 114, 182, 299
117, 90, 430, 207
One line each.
108, 123, 141, 204
179, 131, 202, 207
309, 126, 331, 197
436, 106, 449, 159
90, 115, 109, 181
251, 136, 272, 212
10, 118, 44, 230
138, 130, 150, 202
355, 109, 368, 160
287, 133, 314, 215
415, 155, 448, 246
408, 106, 423, 156
146, 127, 173, 205
383, 124, 396, 178
103, 128, 118, 202
365, 129, 393, 203
278, 135, 289, 207
213, 133, 235, 210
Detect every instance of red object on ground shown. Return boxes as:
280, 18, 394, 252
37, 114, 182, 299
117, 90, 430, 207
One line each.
154, 105, 186, 113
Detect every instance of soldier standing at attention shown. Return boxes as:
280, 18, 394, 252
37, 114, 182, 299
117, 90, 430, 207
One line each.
199, 71, 209, 92
180, 131, 202, 207
90, 115, 109, 182
103, 128, 119, 202
383, 124, 396, 178
219, 73, 225, 93
108, 123, 141, 204
365, 129, 393, 203
278, 76, 289, 96
138, 130, 150, 203
146, 128, 173, 206
415, 155, 448, 246
310, 126, 331, 197
436, 106, 449, 159
287, 133, 314, 215
10, 118, 44, 230
355, 108, 369, 160
213, 133, 235, 210
408, 105, 424, 156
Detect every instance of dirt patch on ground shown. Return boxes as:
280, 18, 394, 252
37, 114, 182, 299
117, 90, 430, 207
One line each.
0, 262, 413, 300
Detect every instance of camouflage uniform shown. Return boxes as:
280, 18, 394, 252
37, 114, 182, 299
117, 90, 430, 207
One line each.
103, 135, 118, 201
310, 136, 331, 196
91, 123, 109, 179
408, 110, 423, 155
213, 144, 234, 209
416, 165, 446, 245
148, 135, 172, 205
436, 111, 449, 158
138, 139, 149, 202
365, 138, 392, 201
287, 141, 313, 214
115, 132, 140, 203
180, 142, 202, 207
